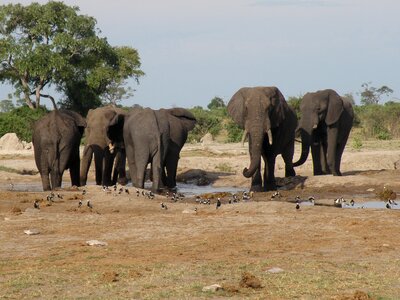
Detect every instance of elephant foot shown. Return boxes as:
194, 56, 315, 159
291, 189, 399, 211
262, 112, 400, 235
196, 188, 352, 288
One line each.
117, 177, 128, 186
285, 168, 296, 177
250, 185, 262, 192
332, 171, 342, 176
264, 182, 277, 192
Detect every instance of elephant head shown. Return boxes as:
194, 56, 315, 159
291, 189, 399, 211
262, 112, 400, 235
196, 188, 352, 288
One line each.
293, 89, 344, 167
227, 86, 287, 178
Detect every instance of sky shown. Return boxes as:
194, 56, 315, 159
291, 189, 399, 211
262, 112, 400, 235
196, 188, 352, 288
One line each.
1, 0, 400, 109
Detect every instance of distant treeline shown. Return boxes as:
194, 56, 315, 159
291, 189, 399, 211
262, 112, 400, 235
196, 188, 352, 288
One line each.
1, 101, 400, 144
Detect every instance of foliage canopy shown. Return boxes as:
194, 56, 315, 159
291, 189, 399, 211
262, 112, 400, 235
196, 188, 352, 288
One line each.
0, 1, 144, 114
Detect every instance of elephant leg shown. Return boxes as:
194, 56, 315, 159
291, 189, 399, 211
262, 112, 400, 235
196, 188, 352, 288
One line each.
35, 149, 51, 191
125, 144, 138, 187
151, 153, 163, 192
80, 146, 93, 186
311, 142, 323, 175
69, 147, 81, 187
113, 150, 127, 185
327, 126, 340, 176
282, 145, 296, 177
164, 156, 178, 188
93, 148, 104, 185
249, 144, 262, 192
102, 149, 115, 186
335, 132, 350, 176
263, 155, 277, 191
320, 135, 330, 174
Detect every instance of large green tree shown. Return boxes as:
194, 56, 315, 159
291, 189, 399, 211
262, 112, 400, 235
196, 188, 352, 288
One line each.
0, 1, 143, 112
360, 82, 393, 105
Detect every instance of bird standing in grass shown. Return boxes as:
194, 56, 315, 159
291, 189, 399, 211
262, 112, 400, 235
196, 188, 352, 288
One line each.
34, 200, 40, 209
216, 198, 221, 209
87, 200, 93, 209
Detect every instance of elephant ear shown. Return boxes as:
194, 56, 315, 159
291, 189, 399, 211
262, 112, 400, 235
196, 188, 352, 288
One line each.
227, 88, 248, 129
168, 108, 197, 131
325, 90, 344, 126
268, 87, 286, 127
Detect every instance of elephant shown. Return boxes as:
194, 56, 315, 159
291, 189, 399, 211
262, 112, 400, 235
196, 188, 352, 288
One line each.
227, 86, 297, 192
161, 108, 197, 189
32, 110, 86, 191
293, 89, 354, 176
123, 107, 196, 192
123, 107, 170, 192
80, 106, 127, 187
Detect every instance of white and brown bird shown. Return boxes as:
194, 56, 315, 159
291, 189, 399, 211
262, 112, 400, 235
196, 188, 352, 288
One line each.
34, 200, 40, 209
160, 202, 168, 210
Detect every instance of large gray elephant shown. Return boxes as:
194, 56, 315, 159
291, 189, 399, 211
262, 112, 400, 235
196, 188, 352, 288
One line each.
162, 108, 197, 189
123, 107, 196, 192
293, 89, 354, 176
32, 110, 86, 191
123, 108, 170, 192
227, 86, 297, 191
80, 106, 127, 187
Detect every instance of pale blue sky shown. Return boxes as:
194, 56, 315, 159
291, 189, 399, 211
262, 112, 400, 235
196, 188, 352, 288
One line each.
1, 0, 400, 108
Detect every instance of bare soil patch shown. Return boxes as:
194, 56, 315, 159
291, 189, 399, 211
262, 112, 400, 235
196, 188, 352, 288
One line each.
0, 142, 400, 299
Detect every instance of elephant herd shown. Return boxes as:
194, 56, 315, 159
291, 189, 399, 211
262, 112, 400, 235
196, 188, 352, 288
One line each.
32, 87, 354, 193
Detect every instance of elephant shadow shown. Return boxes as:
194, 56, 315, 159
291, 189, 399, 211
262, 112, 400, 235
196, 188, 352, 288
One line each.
342, 169, 392, 176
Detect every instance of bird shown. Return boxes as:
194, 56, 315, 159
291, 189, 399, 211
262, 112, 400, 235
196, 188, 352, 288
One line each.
113, 185, 117, 191
388, 199, 398, 205
160, 202, 168, 210
57, 193, 63, 199
136, 189, 140, 197
295, 196, 301, 203
82, 189, 87, 196
166, 191, 169, 198
296, 203, 300, 210
216, 198, 221, 209
46, 193, 54, 202
334, 197, 346, 207
34, 200, 40, 209
125, 188, 130, 194
195, 195, 201, 203
350, 199, 355, 206
8, 183, 14, 191
386, 202, 391, 209
271, 191, 281, 200
78, 200, 82, 208
87, 200, 93, 209
118, 187, 123, 194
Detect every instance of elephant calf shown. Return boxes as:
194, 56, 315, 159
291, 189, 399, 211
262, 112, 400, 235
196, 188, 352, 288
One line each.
32, 110, 86, 191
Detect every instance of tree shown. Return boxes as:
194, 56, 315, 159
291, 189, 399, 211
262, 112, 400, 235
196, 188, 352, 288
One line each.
342, 93, 355, 105
287, 95, 302, 119
207, 97, 225, 110
360, 82, 393, 105
0, 93, 15, 112
0, 2, 144, 112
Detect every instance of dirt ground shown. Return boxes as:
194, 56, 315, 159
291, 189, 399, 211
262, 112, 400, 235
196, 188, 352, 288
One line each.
1, 141, 400, 299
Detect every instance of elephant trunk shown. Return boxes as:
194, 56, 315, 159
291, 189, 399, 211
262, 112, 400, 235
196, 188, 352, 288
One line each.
242, 130, 264, 178
293, 129, 311, 167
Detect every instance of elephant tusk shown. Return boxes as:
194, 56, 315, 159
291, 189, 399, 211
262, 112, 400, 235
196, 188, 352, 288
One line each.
241, 129, 248, 146
312, 124, 318, 129
108, 142, 115, 154
267, 129, 273, 145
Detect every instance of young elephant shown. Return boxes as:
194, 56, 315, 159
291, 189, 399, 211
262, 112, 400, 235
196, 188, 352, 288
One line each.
32, 110, 86, 191
294, 89, 354, 176
80, 106, 127, 187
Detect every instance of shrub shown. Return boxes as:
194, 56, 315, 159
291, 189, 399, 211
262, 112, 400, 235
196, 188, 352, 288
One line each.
0, 106, 48, 142
225, 119, 243, 143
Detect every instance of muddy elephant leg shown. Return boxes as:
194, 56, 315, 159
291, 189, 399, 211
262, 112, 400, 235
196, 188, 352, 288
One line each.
264, 155, 277, 191
69, 147, 81, 187
80, 146, 93, 186
102, 149, 115, 186
151, 153, 163, 192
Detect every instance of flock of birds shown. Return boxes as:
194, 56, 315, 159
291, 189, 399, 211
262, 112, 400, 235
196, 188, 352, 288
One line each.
31, 184, 398, 212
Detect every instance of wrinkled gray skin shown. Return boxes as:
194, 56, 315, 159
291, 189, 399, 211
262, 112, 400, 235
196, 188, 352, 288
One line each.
162, 108, 197, 189
32, 110, 86, 191
228, 86, 297, 192
293, 89, 354, 176
123, 108, 170, 192
80, 106, 127, 187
